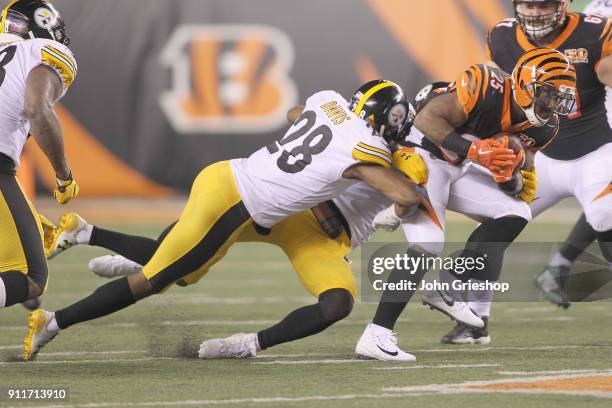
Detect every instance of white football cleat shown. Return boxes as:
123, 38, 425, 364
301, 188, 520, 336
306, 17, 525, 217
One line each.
199, 333, 259, 359
47, 213, 92, 259
355, 323, 416, 362
23, 309, 59, 361
89, 255, 142, 278
421, 289, 484, 328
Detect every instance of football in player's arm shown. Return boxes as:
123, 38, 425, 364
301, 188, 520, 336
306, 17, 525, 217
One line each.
435, 0, 612, 344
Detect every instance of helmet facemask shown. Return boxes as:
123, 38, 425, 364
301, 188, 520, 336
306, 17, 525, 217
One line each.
514, 0, 567, 40
522, 81, 576, 127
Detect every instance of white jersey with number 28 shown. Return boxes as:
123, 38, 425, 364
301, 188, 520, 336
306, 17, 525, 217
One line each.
231, 90, 392, 228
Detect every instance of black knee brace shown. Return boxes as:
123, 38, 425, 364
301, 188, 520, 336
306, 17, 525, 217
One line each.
462, 216, 528, 282
318, 288, 354, 323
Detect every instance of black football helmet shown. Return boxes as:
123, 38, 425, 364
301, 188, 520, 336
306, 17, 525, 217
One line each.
349, 79, 412, 143
0, 0, 69, 45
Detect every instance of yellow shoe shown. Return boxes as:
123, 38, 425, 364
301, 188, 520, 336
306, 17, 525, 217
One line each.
47, 213, 91, 259
23, 309, 59, 361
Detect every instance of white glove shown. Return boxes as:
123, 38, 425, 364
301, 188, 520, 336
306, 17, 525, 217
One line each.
372, 205, 402, 232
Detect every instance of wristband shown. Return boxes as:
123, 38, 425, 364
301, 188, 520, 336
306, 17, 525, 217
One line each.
440, 130, 471, 156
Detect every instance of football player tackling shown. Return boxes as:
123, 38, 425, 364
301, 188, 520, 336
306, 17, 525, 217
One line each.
41, 81, 428, 361
23, 80, 421, 361
0, 0, 78, 311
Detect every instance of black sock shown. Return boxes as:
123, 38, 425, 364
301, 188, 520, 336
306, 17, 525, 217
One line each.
0, 271, 29, 307
372, 247, 431, 330
596, 229, 612, 263
559, 214, 597, 262
90, 222, 176, 265
55, 277, 136, 329
257, 288, 353, 350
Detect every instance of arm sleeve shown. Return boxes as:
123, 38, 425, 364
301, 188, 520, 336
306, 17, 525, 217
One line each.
31, 39, 77, 95
454, 64, 485, 118
351, 137, 392, 169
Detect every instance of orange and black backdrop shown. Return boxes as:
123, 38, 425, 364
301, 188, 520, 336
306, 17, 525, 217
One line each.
15, 0, 518, 195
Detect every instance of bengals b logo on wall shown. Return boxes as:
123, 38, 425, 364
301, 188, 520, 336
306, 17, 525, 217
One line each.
159, 25, 298, 134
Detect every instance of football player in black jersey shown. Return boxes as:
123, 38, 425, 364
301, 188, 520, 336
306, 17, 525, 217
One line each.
534, 0, 612, 310
355, 47, 577, 359
440, 0, 612, 344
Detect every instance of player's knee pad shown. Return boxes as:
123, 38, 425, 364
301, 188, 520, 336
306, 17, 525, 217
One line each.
0, 271, 30, 308
584, 205, 612, 233
318, 288, 354, 323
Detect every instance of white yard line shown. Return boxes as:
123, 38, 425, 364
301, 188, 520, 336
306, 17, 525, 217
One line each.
39, 350, 148, 358
254, 358, 366, 365
499, 369, 612, 376
0, 357, 174, 366
384, 370, 612, 393
374, 363, 500, 370
414, 345, 606, 353
511, 316, 575, 322
4, 392, 436, 408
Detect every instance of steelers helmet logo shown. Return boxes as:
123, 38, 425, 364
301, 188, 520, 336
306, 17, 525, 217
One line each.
387, 103, 407, 127
34, 7, 57, 29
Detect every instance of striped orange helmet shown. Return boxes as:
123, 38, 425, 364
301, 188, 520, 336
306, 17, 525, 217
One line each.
512, 47, 576, 128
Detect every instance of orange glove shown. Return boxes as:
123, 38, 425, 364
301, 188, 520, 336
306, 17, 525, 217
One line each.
467, 136, 517, 183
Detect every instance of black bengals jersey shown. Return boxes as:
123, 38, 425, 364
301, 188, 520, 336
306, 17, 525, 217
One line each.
413, 64, 555, 163
487, 13, 612, 160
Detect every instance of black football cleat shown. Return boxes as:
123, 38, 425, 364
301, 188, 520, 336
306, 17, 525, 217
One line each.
441, 317, 491, 345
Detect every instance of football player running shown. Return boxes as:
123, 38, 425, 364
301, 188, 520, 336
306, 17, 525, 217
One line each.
23, 80, 421, 361
0, 0, 78, 312
41, 82, 428, 362
441, 0, 612, 344
356, 47, 576, 358
532, 0, 612, 310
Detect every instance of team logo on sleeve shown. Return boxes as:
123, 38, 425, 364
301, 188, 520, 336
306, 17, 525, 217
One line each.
159, 24, 298, 134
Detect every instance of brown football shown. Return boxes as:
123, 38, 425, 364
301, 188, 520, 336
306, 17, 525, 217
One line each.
491, 132, 531, 196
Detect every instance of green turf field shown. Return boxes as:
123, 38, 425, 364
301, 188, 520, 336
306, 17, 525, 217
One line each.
1, 220, 611, 407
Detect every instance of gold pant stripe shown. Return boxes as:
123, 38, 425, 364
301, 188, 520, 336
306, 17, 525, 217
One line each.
143, 161, 252, 291
183, 209, 356, 298
0, 174, 46, 289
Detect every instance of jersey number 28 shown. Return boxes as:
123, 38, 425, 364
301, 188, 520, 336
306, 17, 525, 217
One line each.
266, 110, 332, 174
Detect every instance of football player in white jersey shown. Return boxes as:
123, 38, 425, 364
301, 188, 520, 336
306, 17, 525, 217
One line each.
23, 80, 421, 361
0, 0, 78, 311
533, 0, 612, 310
38, 142, 428, 362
